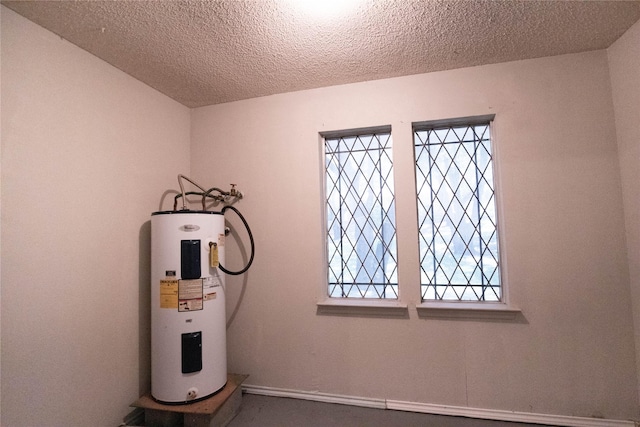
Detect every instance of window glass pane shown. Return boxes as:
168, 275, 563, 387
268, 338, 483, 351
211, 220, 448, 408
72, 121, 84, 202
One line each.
325, 130, 397, 299
415, 121, 501, 302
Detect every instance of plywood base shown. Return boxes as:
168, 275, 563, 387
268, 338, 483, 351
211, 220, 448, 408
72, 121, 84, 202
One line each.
132, 374, 248, 427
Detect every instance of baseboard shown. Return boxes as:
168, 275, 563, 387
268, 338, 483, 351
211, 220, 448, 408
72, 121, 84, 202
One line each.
242, 384, 637, 427
386, 400, 636, 427
243, 384, 386, 409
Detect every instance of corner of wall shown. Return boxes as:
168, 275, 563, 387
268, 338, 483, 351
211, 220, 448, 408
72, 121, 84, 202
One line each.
607, 17, 640, 408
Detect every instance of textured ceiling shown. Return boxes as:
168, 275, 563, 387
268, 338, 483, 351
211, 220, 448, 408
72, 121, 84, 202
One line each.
3, 0, 640, 108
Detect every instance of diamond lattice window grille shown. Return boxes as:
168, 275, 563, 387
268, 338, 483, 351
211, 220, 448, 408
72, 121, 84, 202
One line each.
414, 121, 501, 302
324, 130, 398, 299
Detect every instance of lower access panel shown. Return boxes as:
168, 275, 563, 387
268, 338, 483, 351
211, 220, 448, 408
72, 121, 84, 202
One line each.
182, 332, 202, 374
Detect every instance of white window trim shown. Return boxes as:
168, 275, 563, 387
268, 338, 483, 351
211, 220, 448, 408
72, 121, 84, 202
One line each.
414, 115, 519, 320
316, 298, 409, 317
315, 299, 519, 320
316, 117, 520, 321
416, 301, 521, 321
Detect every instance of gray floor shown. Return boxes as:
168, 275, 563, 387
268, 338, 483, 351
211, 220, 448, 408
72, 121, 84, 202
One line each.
227, 393, 555, 427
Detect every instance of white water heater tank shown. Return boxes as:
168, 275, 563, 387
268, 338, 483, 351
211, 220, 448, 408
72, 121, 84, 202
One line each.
150, 211, 227, 404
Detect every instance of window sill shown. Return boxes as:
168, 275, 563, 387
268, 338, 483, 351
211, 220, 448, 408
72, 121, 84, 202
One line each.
317, 298, 409, 318
416, 302, 521, 321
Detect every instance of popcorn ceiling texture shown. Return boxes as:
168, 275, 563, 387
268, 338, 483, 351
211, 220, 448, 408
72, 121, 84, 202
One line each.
3, 0, 640, 108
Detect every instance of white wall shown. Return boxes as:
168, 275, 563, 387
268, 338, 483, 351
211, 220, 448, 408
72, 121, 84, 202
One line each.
608, 18, 640, 406
191, 50, 638, 419
2, 4, 639, 425
0, 7, 190, 426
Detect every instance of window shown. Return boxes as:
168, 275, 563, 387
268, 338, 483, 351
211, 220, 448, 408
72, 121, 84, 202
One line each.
323, 127, 398, 299
414, 116, 501, 302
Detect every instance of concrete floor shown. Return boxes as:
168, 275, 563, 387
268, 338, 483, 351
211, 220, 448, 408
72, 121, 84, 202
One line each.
227, 393, 556, 427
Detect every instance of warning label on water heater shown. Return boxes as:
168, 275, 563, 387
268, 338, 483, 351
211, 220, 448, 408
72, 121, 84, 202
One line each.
160, 278, 179, 309
203, 275, 221, 301
178, 279, 203, 312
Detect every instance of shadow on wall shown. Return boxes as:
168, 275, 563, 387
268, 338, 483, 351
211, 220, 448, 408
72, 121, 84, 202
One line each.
139, 220, 152, 396
224, 217, 250, 329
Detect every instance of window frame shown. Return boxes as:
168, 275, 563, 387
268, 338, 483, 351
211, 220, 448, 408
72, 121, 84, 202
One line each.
316, 118, 519, 320
412, 115, 518, 320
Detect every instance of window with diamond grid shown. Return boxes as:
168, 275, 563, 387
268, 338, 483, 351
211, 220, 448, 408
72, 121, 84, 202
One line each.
324, 128, 398, 299
414, 119, 501, 302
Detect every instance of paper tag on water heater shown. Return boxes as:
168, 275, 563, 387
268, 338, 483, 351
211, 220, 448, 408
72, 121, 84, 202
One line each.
203, 275, 222, 289
203, 276, 222, 303
210, 243, 219, 268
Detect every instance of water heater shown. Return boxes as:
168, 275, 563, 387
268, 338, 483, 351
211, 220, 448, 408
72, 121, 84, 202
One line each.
150, 210, 228, 404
